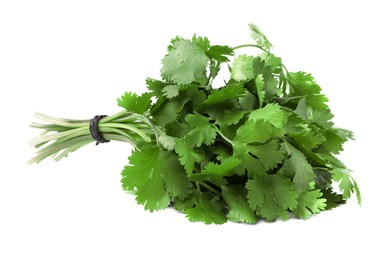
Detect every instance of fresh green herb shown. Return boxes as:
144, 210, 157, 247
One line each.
29, 24, 360, 224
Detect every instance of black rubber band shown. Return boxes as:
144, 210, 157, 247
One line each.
89, 115, 110, 145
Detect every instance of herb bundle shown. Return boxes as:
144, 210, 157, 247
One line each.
29, 24, 360, 224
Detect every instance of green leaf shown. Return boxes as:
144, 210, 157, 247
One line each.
184, 192, 227, 225
217, 109, 247, 126
121, 146, 191, 211
246, 174, 298, 221
151, 97, 188, 126
162, 85, 180, 98
231, 55, 254, 82
174, 139, 204, 175
207, 45, 234, 62
135, 172, 170, 212
185, 85, 207, 112
320, 129, 348, 154
158, 135, 176, 151
221, 185, 258, 224
203, 157, 242, 177
321, 188, 346, 210
255, 74, 265, 107
289, 127, 326, 150
332, 168, 361, 204
264, 53, 282, 73
248, 23, 272, 51
192, 35, 211, 51
184, 113, 217, 147
287, 71, 329, 110
249, 140, 286, 171
204, 83, 246, 105
167, 36, 184, 51
294, 98, 309, 120
146, 78, 167, 96
117, 92, 152, 114
314, 168, 332, 189
234, 120, 272, 145
238, 90, 256, 110
282, 142, 316, 191
293, 188, 327, 219
249, 103, 286, 128
163, 158, 193, 201
310, 108, 334, 128
161, 39, 209, 85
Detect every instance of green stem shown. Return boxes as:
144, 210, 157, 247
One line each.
28, 136, 94, 164
100, 110, 128, 123
33, 113, 88, 128
29, 111, 154, 164
195, 182, 201, 192
233, 44, 269, 53
212, 125, 234, 145
199, 181, 220, 195
29, 126, 89, 146
102, 123, 151, 142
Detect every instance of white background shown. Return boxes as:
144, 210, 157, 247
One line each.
1, 0, 389, 259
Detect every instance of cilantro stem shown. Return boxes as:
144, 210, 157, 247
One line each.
233, 44, 269, 53
199, 181, 220, 195
29, 126, 89, 146
195, 182, 201, 192
100, 110, 128, 123
135, 114, 162, 144
212, 125, 234, 145
33, 113, 87, 128
29, 111, 155, 164
103, 123, 151, 142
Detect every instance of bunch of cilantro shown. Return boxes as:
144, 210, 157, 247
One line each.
30, 24, 360, 224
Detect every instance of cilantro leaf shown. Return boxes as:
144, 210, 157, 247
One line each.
217, 109, 248, 126
287, 71, 329, 110
203, 157, 242, 177
289, 126, 326, 150
221, 185, 258, 224
121, 146, 191, 211
184, 113, 217, 147
135, 172, 170, 212
151, 96, 188, 126
192, 35, 211, 51
146, 78, 166, 97
333, 168, 361, 205
207, 45, 234, 62
255, 74, 265, 107
246, 174, 298, 221
233, 120, 272, 145
117, 92, 152, 114
248, 103, 286, 128
321, 188, 346, 210
310, 108, 334, 128
162, 85, 181, 98
231, 55, 254, 82
161, 39, 209, 85
174, 139, 205, 175
184, 192, 227, 225
249, 140, 286, 171
314, 168, 333, 189
282, 142, 316, 192
204, 83, 246, 105
293, 188, 327, 219
158, 135, 176, 151
232, 120, 278, 175
248, 23, 272, 51
238, 90, 256, 110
